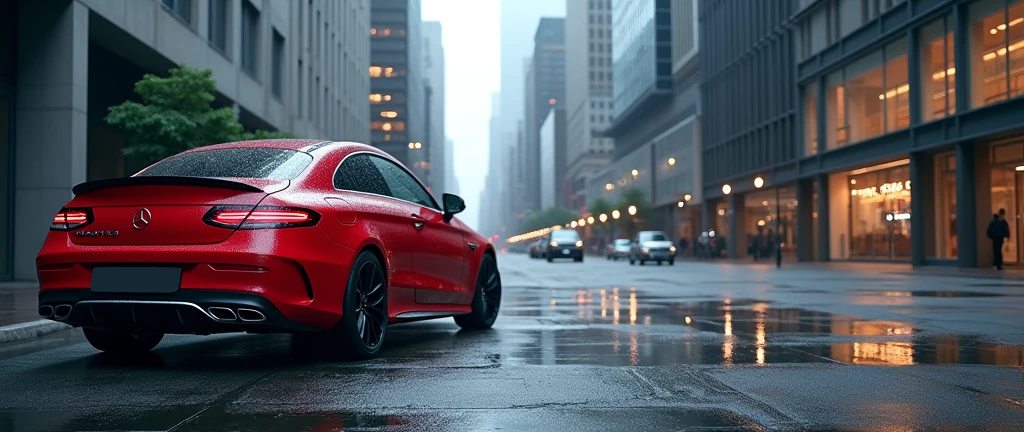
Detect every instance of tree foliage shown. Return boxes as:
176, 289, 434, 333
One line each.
106, 66, 293, 165
521, 207, 578, 232
617, 187, 653, 219
588, 197, 614, 233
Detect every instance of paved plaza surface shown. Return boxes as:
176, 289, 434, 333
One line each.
0, 253, 1022, 431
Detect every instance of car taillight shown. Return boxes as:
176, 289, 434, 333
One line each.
203, 205, 321, 229
50, 208, 93, 231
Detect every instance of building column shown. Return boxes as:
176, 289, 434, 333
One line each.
727, 193, 745, 259
796, 178, 815, 261
956, 141, 978, 268
13, 0, 89, 280
701, 198, 715, 233
816, 174, 830, 261
910, 151, 934, 266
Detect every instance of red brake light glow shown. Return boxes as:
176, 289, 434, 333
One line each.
204, 206, 320, 229
50, 209, 93, 231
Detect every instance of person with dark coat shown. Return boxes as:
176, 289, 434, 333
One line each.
987, 209, 1011, 270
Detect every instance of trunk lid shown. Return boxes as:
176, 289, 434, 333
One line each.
64, 177, 286, 246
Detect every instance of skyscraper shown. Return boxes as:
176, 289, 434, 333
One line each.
564, 0, 614, 210
523, 18, 565, 212
370, 0, 426, 179
423, 21, 445, 194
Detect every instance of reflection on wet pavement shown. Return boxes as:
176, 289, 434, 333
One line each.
499, 287, 1024, 367
854, 290, 1017, 298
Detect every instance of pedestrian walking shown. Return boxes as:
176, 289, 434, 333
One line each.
986, 209, 1011, 270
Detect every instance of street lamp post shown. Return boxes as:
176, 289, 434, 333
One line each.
754, 176, 781, 269
775, 186, 782, 269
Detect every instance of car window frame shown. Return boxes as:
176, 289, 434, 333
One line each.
366, 154, 441, 211
332, 151, 441, 212
332, 153, 392, 197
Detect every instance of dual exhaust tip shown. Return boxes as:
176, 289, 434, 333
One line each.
38, 304, 266, 323
208, 307, 266, 322
38, 304, 71, 320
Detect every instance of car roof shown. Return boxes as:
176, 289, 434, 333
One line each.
179, 139, 387, 156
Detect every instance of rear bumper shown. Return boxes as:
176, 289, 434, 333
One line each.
38, 289, 324, 335
547, 247, 583, 259
35, 227, 357, 330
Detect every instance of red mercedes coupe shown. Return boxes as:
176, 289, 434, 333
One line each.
36, 139, 501, 359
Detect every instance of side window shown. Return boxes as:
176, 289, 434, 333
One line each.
333, 154, 391, 196
368, 155, 439, 209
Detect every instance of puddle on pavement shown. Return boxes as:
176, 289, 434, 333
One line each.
854, 290, 1015, 298
499, 288, 1024, 367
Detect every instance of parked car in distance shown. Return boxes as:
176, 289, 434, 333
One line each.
546, 229, 584, 262
606, 239, 631, 260
629, 231, 676, 266
529, 239, 546, 259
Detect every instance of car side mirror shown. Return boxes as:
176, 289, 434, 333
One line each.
442, 193, 465, 223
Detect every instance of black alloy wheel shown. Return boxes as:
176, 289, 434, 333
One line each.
455, 254, 501, 330
334, 251, 388, 360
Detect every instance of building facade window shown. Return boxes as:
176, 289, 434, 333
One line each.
241, 0, 260, 79
848, 161, 912, 261
370, 27, 407, 37
369, 66, 406, 78
208, 0, 228, 54
824, 38, 908, 150
920, 15, 956, 122
968, 0, 1024, 109
162, 0, 192, 26
271, 30, 284, 98
804, 81, 819, 155
370, 121, 406, 132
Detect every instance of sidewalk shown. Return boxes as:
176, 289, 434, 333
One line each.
677, 256, 1024, 280
0, 281, 70, 344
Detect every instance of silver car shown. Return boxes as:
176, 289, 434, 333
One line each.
606, 239, 631, 260
629, 231, 677, 265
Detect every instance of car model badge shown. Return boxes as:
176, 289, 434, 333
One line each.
132, 208, 152, 230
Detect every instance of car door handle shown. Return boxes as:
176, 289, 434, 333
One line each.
410, 214, 424, 229
467, 242, 478, 250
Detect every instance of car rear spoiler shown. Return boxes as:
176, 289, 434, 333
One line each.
72, 176, 266, 196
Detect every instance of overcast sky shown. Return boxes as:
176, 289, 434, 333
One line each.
421, 0, 502, 231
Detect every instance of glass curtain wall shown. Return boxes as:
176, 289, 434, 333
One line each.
969, 0, 1024, 108
920, 15, 957, 122
825, 39, 909, 150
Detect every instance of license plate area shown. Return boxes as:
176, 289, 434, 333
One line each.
562, 249, 570, 255
90, 267, 182, 293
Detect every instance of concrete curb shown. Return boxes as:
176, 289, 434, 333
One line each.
0, 320, 73, 344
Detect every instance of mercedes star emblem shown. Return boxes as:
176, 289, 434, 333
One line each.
132, 208, 152, 230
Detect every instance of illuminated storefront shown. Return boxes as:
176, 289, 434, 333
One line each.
848, 161, 912, 261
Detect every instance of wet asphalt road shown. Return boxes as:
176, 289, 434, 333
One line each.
1, 254, 1023, 431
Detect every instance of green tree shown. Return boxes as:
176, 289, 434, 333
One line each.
521, 207, 577, 232
106, 66, 293, 165
587, 197, 614, 243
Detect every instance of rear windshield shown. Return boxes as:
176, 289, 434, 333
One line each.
614, 239, 631, 245
551, 230, 581, 241
640, 232, 669, 242
138, 148, 314, 180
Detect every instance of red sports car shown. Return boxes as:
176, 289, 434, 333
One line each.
36, 139, 501, 359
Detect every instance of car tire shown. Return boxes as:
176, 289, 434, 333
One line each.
83, 327, 163, 354
629, 258, 635, 265
455, 254, 501, 330
640, 260, 646, 266
669, 259, 675, 266
575, 256, 583, 263
330, 250, 388, 360
657, 261, 662, 266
